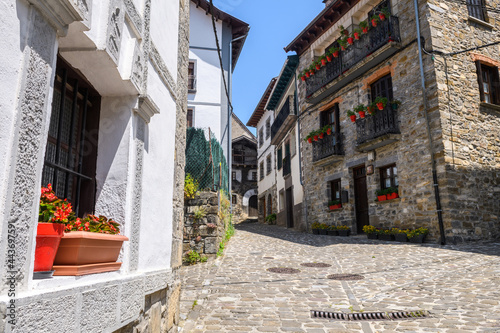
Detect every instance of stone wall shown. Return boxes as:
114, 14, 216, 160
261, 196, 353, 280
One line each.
183, 192, 225, 257
258, 185, 277, 224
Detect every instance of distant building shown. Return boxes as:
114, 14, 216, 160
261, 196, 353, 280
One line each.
231, 114, 258, 221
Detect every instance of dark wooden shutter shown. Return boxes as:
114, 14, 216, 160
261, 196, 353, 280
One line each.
371, 75, 393, 101
277, 147, 282, 169
334, 103, 340, 150
475, 61, 485, 103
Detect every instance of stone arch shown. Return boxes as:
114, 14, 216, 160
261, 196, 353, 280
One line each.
242, 189, 257, 208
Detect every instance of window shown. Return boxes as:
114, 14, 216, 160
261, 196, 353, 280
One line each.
467, 0, 486, 21
266, 154, 272, 175
232, 171, 236, 180
259, 127, 264, 147
371, 74, 393, 104
260, 162, 264, 180
330, 179, 341, 201
233, 145, 245, 164
266, 117, 271, 139
380, 165, 398, 189
232, 194, 237, 204
42, 56, 100, 216
320, 104, 340, 146
187, 108, 193, 128
252, 171, 257, 181
476, 62, 500, 105
277, 147, 282, 170
188, 61, 196, 91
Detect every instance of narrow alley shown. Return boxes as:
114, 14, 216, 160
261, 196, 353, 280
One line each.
180, 221, 500, 333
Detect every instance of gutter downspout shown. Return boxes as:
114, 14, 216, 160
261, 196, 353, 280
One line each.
413, 0, 446, 245
228, 34, 248, 214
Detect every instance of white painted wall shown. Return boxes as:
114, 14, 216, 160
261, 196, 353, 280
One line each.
257, 109, 276, 195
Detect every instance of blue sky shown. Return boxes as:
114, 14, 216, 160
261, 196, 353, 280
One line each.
213, 0, 325, 135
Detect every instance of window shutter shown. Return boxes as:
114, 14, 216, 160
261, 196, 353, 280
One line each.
475, 60, 485, 102
492, 66, 500, 105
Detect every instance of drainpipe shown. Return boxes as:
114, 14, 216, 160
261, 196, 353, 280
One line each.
228, 33, 248, 214
413, 0, 446, 245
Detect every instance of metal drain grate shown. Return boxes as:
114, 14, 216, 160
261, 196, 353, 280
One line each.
267, 267, 300, 274
301, 263, 332, 268
263, 257, 274, 259
311, 310, 429, 321
327, 274, 364, 280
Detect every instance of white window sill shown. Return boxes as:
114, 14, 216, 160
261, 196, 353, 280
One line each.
468, 16, 495, 30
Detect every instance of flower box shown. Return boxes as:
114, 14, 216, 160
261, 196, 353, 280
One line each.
394, 233, 408, 242
378, 234, 394, 241
327, 229, 338, 236
319, 229, 328, 235
53, 231, 129, 276
409, 234, 426, 243
338, 229, 350, 237
377, 195, 387, 201
329, 204, 342, 210
367, 233, 378, 240
312, 228, 320, 235
387, 192, 399, 200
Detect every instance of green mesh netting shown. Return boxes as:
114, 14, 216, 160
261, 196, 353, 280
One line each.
185, 127, 228, 193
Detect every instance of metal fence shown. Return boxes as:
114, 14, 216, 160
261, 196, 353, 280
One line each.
185, 127, 228, 193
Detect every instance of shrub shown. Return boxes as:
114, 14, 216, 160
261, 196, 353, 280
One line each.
184, 174, 199, 200
363, 225, 377, 234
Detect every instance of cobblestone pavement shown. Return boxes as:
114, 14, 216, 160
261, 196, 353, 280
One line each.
179, 222, 500, 332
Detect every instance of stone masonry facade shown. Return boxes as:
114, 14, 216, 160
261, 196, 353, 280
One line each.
297, 0, 499, 243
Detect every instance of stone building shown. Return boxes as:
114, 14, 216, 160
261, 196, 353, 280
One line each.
0, 0, 188, 332
287, 0, 499, 243
231, 114, 258, 222
247, 78, 278, 224
267, 56, 305, 230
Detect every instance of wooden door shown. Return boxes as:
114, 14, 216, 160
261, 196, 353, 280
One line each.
286, 188, 294, 228
249, 195, 258, 217
353, 166, 369, 232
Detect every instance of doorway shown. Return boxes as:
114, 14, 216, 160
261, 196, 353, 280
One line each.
353, 165, 369, 232
286, 188, 294, 228
249, 195, 258, 217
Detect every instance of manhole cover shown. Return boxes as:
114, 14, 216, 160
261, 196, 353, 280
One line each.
267, 267, 300, 274
311, 310, 429, 321
327, 274, 364, 280
301, 263, 331, 268
263, 257, 274, 259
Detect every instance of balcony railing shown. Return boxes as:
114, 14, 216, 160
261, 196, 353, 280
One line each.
306, 16, 400, 96
282, 155, 291, 177
271, 97, 291, 141
312, 135, 343, 162
356, 106, 399, 145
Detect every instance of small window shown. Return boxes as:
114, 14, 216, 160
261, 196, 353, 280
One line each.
266, 117, 271, 139
232, 171, 236, 180
188, 61, 196, 91
252, 171, 257, 181
330, 179, 341, 201
467, 0, 487, 21
232, 194, 237, 204
187, 108, 193, 128
371, 74, 393, 103
266, 154, 272, 175
259, 127, 264, 147
476, 62, 500, 105
260, 162, 264, 180
380, 164, 398, 189
277, 147, 282, 170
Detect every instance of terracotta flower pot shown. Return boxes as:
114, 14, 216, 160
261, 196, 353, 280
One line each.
377, 102, 384, 110
326, 55, 332, 62
321, 59, 327, 66
306, 72, 310, 78
342, 29, 349, 36
354, 32, 360, 40
315, 64, 321, 70
379, 13, 386, 21
313, 135, 319, 141
301, 76, 306, 81
387, 192, 399, 200
358, 111, 366, 118
310, 70, 315, 76
377, 195, 387, 201
327, 128, 332, 135
350, 115, 357, 122
333, 51, 339, 58
362, 27, 368, 33
347, 37, 354, 45
319, 133, 324, 139
53, 231, 129, 276
308, 137, 313, 143
372, 19, 377, 27
329, 204, 342, 210
34, 223, 65, 272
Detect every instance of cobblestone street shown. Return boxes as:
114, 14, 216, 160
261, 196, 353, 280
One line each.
179, 222, 500, 332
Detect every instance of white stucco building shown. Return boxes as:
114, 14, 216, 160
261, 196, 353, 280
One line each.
247, 78, 277, 223
188, 0, 249, 165
0, 0, 188, 332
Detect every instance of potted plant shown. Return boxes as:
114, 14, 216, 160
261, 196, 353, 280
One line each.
304, 132, 314, 143
319, 55, 327, 66
363, 225, 378, 239
391, 99, 401, 110
376, 189, 388, 201
313, 130, 320, 141
328, 200, 342, 210
53, 214, 128, 276
319, 128, 325, 139
393, 228, 409, 242
407, 228, 429, 243
347, 110, 357, 123
360, 20, 369, 34
322, 125, 332, 135
265, 213, 277, 225
379, 7, 391, 21
374, 96, 388, 110
366, 102, 377, 115
386, 187, 399, 200
329, 46, 340, 58
338, 38, 348, 51
314, 60, 321, 71
35, 184, 72, 275
354, 104, 366, 118
309, 64, 316, 76
337, 225, 350, 237
371, 15, 379, 27
327, 225, 338, 236
299, 73, 305, 82
347, 35, 354, 45
318, 223, 329, 235
377, 229, 394, 241
340, 25, 349, 36
311, 222, 321, 235
305, 69, 311, 78
353, 28, 362, 40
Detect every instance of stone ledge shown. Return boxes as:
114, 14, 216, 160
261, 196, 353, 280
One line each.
467, 16, 495, 30
356, 133, 401, 152
313, 153, 344, 167
480, 102, 500, 114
